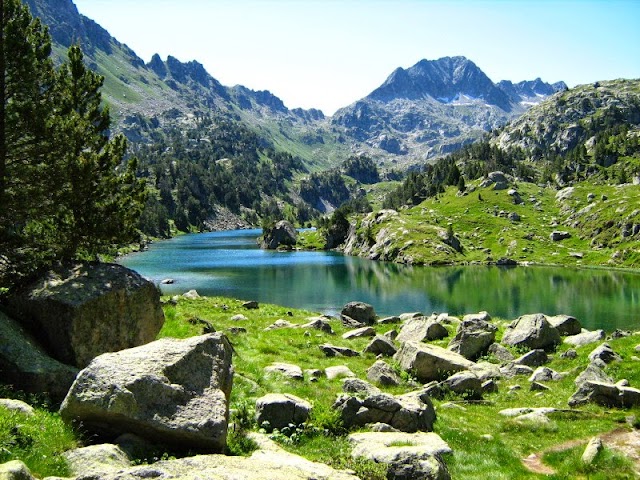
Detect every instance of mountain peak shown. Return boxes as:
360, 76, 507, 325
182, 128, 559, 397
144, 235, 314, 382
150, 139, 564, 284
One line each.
369, 56, 512, 110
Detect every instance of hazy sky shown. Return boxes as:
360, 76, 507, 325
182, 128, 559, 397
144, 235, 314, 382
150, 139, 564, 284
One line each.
73, 0, 640, 115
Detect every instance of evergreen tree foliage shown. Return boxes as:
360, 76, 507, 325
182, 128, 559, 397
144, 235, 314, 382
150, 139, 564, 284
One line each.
0, 0, 57, 275
0, 2, 146, 285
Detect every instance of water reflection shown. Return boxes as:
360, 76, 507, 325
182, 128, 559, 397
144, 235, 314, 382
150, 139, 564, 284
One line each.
120, 230, 640, 331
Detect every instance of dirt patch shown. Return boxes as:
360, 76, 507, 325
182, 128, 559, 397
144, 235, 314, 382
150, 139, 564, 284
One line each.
521, 428, 640, 475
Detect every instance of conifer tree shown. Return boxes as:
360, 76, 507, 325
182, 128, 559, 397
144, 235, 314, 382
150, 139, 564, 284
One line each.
0, 0, 57, 274
52, 45, 146, 259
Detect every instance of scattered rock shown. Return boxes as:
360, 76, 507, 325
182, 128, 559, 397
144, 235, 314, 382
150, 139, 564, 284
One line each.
547, 315, 582, 336
64, 444, 132, 477
227, 326, 247, 335
378, 316, 401, 325
439, 371, 483, 399
342, 378, 381, 397
260, 220, 297, 250
561, 349, 578, 359
399, 312, 423, 321
60, 333, 233, 453
325, 366, 355, 380
243, 301, 259, 310
5, 262, 165, 368
187, 317, 215, 334
319, 344, 360, 357
487, 343, 515, 363
588, 343, 622, 364
0, 399, 35, 417
264, 363, 304, 381
550, 231, 572, 242
568, 381, 640, 408
340, 302, 376, 326
0, 460, 35, 480
183, 290, 201, 300
305, 369, 324, 382
300, 317, 334, 334
367, 360, 403, 386
160, 278, 174, 285
530, 382, 551, 392
363, 335, 397, 356
514, 349, 548, 367
265, 319, 297, 331
501, 314, 561, 351
255, 394, 311, 431
575, 363, 614, 388
230, 314, 248, 321
500, 363, 535, 378
481, 171, 509, 190
565, 329, 606, 347
396, 316, 449, 344
529, 367, 564, 383
448, 317, 497, 360
581, 437, 603, 464
394, 342, 474, 383
334, 391, 436, 433
350, 432, 451, 479
0, 311, 78, 402
342, 327, 376, 340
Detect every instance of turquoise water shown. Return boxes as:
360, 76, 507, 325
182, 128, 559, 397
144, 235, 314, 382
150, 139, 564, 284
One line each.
120, 229, 640, 331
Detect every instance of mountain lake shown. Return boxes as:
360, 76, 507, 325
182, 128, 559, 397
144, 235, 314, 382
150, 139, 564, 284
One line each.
120, 229, 640, 332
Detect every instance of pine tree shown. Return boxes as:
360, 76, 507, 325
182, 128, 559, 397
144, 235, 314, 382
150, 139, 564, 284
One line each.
52, 45, 146, 260
0, 0, 57, 274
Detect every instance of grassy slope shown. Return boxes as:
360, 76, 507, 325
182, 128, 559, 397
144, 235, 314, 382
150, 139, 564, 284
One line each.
336, 178, 640, 269
2, 295, 639, 478
161, 296, 640, 479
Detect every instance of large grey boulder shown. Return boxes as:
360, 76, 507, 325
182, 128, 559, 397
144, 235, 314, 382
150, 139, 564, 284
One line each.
0, 460, 35, 480
564, 329, 606, 347
64, 444, 132, 477
547, 314, 582, 336
52, 448, 360, 480
447, 318, 497, 360
501, 314, 560, 351
255, 394, 311, 431
260, 220, 297, 249
5, 262, 164, 368
394, 342, 474, 383
397, 316, 448, 344
0, 399, 35, 417
319, 344, 360, 357
60, 333, 233, 453
349, 432, 451, 480
333, 391, 436, 433
0, 311, 78, 402
568, 381, 640, 408
340, 301, 376, 326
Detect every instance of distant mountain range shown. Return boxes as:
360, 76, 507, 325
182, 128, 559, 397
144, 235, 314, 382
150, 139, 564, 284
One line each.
332, 57, 566, 161
24, 0, 565, 169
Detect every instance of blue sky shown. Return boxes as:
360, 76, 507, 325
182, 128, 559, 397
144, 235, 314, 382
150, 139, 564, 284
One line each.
73, 0, 640, 115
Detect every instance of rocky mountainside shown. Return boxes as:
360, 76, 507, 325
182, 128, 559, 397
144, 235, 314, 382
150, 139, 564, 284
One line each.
493, 79, 640, 155
21, 0, 346, 170
332, 57, 565, 164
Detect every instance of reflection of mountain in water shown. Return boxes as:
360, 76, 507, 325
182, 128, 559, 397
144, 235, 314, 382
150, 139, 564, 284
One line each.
121, 231, 640, 331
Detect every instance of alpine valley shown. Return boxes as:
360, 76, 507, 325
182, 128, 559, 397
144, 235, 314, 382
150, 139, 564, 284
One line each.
22, 0, 640, 268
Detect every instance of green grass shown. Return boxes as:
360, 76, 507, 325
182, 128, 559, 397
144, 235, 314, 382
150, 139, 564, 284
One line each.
3, 295, 640, 478
160, 296, 640, 479
0, 398, 77, 478
336, 178, 640, 269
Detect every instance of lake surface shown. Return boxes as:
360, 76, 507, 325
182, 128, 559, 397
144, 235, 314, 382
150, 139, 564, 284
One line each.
120, 229, 640, 332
